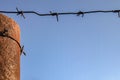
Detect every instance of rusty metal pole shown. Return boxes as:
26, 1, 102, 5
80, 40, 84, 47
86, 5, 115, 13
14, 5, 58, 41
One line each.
0, 14, 20, 80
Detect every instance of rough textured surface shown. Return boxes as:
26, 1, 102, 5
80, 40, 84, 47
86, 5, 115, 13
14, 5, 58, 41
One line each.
0, 14, 20, 80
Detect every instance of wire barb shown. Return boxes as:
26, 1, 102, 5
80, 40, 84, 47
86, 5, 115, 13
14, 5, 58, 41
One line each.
112, 10, 120, 17
118, 12, 120, 17
21, 45, 26, 56
16, 7, 25, 19
77, 11, 84, 17
50, 11, 59, 22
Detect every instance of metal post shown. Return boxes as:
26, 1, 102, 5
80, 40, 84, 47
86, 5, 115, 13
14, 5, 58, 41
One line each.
0, 14, 20, 80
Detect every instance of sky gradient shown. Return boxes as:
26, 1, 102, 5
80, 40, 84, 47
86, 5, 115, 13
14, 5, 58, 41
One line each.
1, 0, 120, 80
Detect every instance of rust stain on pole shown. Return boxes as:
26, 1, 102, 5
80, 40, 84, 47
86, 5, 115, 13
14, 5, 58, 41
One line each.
0, 14, 20, 80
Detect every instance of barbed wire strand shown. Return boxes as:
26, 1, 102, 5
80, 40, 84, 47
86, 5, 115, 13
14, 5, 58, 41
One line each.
0, 8, 120, 21
0, 28, 26, 56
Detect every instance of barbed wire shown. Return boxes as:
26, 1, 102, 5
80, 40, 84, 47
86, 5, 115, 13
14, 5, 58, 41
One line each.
0, 8, 120, 21
0, 28, 26, 56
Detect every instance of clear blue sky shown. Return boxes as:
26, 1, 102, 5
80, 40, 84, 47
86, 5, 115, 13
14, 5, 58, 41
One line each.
1, 0, 120, 80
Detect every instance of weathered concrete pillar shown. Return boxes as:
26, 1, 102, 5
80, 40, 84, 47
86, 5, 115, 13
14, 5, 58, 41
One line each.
0, 14, 20, 80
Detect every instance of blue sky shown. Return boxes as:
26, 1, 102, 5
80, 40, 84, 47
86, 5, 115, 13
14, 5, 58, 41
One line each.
1, 0, 120, 80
